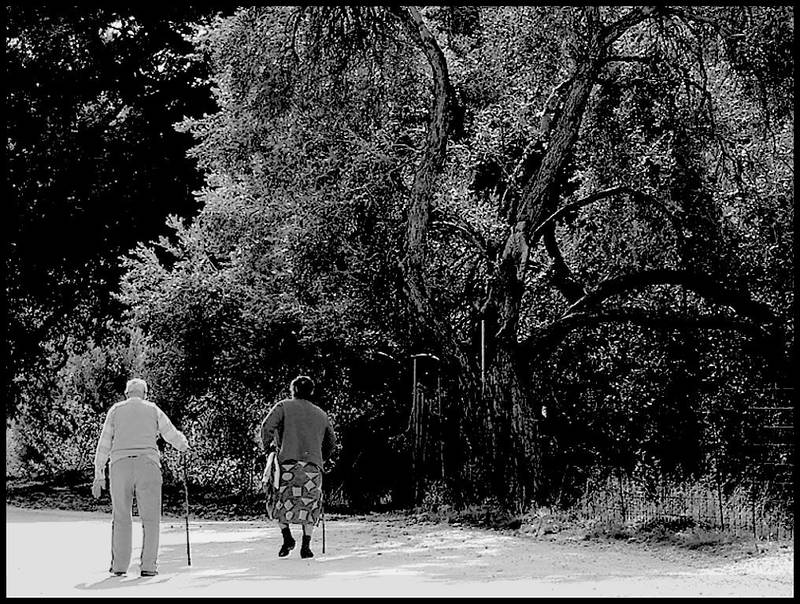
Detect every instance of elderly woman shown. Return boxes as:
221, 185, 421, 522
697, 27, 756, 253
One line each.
260, 375, 337, 558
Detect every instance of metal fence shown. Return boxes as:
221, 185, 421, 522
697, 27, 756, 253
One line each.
573, 385, 794, 539
576, 475, 793, 540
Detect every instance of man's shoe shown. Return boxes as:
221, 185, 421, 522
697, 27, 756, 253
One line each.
300, 535, 314, 559
279, 527, 296, 557
111, 571, 125, 576
140, 570, 158, 577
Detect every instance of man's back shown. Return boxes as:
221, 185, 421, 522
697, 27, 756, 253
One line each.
110, 398, 160, 458
95, 397, 188, 468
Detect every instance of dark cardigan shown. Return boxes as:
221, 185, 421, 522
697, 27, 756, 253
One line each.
260, 398, 336, 469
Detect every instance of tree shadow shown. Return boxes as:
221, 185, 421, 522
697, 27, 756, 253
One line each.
70, 518, 674, 593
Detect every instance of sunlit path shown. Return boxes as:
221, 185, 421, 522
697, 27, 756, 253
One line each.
6, 506, 793, 597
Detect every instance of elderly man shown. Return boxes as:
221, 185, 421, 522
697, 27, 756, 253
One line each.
92, 378, 189, 577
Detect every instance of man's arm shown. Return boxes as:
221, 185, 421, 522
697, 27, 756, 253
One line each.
94, 408, 115, 481
156, 407, 189, 452
92, 407, 115, 497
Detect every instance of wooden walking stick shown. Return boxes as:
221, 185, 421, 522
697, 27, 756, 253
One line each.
182, 451, 192, 566
321, 463, 327, 554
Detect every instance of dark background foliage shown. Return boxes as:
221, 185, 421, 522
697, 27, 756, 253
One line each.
6, 6, 794, 516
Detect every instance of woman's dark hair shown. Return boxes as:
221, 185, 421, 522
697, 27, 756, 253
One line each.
290, 375, 315, 399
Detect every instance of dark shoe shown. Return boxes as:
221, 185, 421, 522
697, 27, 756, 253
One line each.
279, 527, 295, 557
140, 570, 158, 577
110, 571, 125, 576
300, 535, 314, 559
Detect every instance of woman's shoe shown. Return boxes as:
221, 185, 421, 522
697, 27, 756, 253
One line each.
279, 527, 296, 557
300, 535, 314, 559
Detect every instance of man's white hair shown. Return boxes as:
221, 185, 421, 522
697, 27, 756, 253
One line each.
125, 378, 148, 397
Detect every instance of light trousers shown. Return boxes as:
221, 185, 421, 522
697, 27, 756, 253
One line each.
109, 456, 163, 573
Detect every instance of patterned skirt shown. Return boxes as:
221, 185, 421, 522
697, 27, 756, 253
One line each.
266, 460, 323, 525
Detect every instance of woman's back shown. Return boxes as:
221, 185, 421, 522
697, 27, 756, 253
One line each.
262, 397, 335, 470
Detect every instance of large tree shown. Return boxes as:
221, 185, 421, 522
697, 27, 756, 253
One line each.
124, 6, 793, 507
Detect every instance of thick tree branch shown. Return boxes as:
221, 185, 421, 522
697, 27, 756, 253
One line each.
492, 7, 664, 342
600, 6, 658, 47
583, 6, 602, 36
506, 9, 662, 268
498, 61, 597, 295
382, 7, 486, 383
661, 6, 742, 40
432, 218, 492, 260
387, 6, 455, 325
527, 307, 767, 356
520, 267, 789, 366
603, 54, 656, 66
530, 186, 682, 241
564, 269, 775, 325
514, 63, 597, 247
543, 222, 586, 304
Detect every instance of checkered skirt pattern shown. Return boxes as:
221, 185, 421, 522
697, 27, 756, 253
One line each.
266, 460, 323, 525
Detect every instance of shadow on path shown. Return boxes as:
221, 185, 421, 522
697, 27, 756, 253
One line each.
6, 506, 793, 597
72, 518, 691, 592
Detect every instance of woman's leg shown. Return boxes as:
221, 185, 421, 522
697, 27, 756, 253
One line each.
300, 523, 314, 558
278, 521, 295, 557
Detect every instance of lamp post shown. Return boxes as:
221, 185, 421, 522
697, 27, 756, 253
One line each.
371, 350, 442, 503
481, 318, 486, 397
410, 354, 440, 502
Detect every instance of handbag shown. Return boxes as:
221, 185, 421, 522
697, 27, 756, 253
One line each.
262, 451, 280, 490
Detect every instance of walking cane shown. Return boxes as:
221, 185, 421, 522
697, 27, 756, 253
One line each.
320, 463, 327, 554
181, 451, 192, 566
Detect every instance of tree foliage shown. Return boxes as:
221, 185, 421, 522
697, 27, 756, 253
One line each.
6, 5, 219, 419
12, 6, 793, 511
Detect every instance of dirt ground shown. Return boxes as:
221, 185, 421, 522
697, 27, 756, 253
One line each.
5, 505, 794, 597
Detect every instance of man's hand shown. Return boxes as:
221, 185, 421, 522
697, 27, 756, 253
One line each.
91, 479, 104, 499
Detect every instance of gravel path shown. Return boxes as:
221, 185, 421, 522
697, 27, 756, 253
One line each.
5, 506, 793, 597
